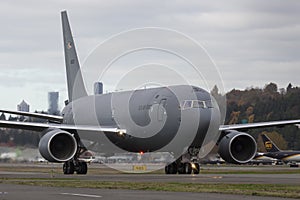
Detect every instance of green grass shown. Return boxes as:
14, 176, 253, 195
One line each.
1, 178, 300, 199
1, 165, 300, 175
201, 168, 300, 174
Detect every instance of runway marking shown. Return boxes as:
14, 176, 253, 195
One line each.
0, 192, 8, 195
61, 193, 102, 198
212, 176, 223, 179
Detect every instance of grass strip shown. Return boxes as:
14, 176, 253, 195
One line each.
1, 166, 300, 175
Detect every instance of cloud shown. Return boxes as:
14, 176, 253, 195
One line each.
0, 0, 299, 110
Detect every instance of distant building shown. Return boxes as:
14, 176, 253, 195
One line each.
48, 92, 59, 115
94, 82, 103, 95
17, 100, 29, 112
0, 113, 6, 120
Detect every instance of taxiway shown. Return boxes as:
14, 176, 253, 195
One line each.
0, 183, 296, 200
0, 163, 299, 200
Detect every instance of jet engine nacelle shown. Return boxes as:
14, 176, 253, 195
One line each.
39, 129, 77, 162
218, 130, 257, 164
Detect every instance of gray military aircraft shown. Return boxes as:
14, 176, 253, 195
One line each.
1, 11, 300, 175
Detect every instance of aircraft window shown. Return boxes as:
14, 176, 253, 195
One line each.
180, 100, 213, 110
193, 100, 205, 108
205, 100, 213, 108
183, 100, 192, 109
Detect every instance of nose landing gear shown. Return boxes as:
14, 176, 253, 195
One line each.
165, 160, 200, 174
165, 147, 201, 174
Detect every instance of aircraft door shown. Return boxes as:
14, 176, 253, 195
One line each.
157, 98, 167, 121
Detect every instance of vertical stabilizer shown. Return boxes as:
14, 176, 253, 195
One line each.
261, 134, 281, 152
61, 11, 87, 102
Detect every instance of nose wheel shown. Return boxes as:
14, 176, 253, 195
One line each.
192, 163, 200, 174
165, 148, 201, 174
165, 161, 200, 174
165, 162, 177, 174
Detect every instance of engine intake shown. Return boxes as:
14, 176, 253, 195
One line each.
39, 129, 77, 162
218, 130, 257, 164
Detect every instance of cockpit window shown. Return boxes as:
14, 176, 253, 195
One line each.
180, 100, 213, 110
205, 100, 213, 108
193, 100, 205, 108
183, 100, 192, 109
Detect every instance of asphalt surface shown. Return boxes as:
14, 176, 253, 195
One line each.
0, 183, 296, 200
0, 164, 300, 200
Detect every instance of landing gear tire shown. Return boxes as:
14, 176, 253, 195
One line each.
177, 163, 185, 174
192, 163, 200, 174
184, 162, 192, 174
76, 162, 88, 174
63, 161, 88, 175
165, 162, 177, 174
63, 161, 75, 175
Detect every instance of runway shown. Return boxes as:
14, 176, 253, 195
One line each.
0, 164, 300, 200
0, 183, 296, 200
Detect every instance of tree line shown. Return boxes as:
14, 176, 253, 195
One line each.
223, 82, 300, 151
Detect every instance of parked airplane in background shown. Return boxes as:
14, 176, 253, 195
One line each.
1, 11, 300, 175
250, 152, 278, 165
261, 134, 300, 167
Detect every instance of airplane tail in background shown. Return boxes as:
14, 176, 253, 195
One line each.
61, 11, 87, 102
261, 134, 281, 152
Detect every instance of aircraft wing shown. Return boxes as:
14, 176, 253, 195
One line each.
0, 109, 63, 123
219, 119, 300, 131
0, 120, 126, 134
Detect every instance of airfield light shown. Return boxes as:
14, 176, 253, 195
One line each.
140, 151, 144, 155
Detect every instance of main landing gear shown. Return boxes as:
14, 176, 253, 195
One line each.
63, 160, 88, 174
63, 141, 89, 175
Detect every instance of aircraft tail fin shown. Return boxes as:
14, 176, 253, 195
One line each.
61, 11, 87, 102
261, 134, 281, 152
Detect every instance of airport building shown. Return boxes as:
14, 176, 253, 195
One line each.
94, 82, 103, 95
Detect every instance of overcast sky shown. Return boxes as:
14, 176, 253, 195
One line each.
0, 0, 299, 111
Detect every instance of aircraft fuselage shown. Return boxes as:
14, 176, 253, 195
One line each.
61, 85, 221, 155
264, 151, 300, 163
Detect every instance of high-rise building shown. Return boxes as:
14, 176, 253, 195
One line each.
94, 82, 103, 95
17, 100, 29, 112
48, 92, 59, 115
